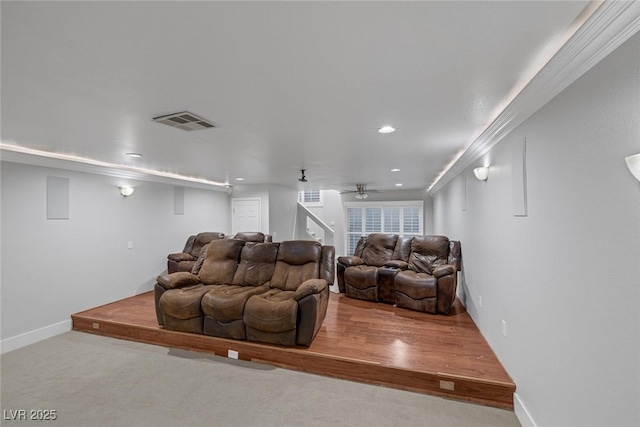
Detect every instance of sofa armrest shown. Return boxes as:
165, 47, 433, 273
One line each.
156, 272, 200, 290
384, 260, 409, 269
337, 256, 363, 267
434, 265, 458, 315
167, 253, 196, 262
294, 279, 328, 301
433, 264, 456, 279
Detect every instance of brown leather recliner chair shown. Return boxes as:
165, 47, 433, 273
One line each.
167, 232, 225, 273
243, 240, 334, 346
201, 241, 280, 339
158, 239, 245, 331
394, 236, 461, 315
337, 233, 462, 315
155, 239, 335, 347
338, 233, 412, 303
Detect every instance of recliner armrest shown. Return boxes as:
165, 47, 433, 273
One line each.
337, 256, 363, 267
433, 264, 456, 279
156, 272, 200, 290
167, 253, 196, 262
294, 279, 328, 301
384, 260, 409, 269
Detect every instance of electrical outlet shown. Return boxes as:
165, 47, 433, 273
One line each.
127, 241, 133, 249
501, 320, 507, 337
478, 295, 483, 308
228, 350, 239, 360
92, 322, 99, 329
439, 380, 455, 391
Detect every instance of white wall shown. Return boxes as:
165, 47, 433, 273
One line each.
267, 184, 298, 241
432, 33, 640, 427
0, 161, 230, 352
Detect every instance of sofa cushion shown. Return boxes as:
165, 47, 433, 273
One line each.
244, 289, 298, 333
394, 271, 437, 299
408, 235, 450, 275
344, 265, 378, 291
201, 284, 270, 322
198, 239, 245, 285
232, 242, 279, 286
159, 284, 213, 320
360, 234, 399, 267
270, 241, 321, 291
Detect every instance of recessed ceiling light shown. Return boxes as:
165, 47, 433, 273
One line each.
390, 168, 400, 172
235, 177, 244, 181
125, 152, 142, 158
378, 126, 395, 134
395, 183, 403, 187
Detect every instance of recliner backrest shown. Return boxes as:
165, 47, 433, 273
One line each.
232, 242, 280, 286
271, 241, 322, 291
360, 234, 399, 267
320, 246, 335, 285
392, 236, 413, 262
181, 235, 197, 255
448, 241, 462, 271
408, 235, 451, 274
232, 232, 271, 243
353, 236, 366, 257
190, 232, 225, 258
198, 239, 245, 285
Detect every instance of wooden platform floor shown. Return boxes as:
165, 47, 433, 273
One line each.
72, 291, 515, 409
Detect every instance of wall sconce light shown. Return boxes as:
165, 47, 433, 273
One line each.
473, 166, 489, 181
119, 186, 135, 197
625, 153, 640, 181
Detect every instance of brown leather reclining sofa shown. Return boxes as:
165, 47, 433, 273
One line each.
167, 232, 272, 273
156, 238, 335, 346
337, 233, 461, 315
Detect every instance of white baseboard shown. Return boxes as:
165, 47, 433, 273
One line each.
514, 392, 537, 427
0, 319, 71, 354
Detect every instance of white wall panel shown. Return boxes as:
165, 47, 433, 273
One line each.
1, 163, 230, 350
432, 33, 640, 427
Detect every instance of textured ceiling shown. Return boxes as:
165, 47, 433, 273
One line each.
1, 1, 594, 192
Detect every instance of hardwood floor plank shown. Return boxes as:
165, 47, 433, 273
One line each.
72, 290, 515, 409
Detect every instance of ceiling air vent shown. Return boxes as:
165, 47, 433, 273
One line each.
152, 111, 218, 131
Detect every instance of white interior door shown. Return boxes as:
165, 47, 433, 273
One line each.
231, 198, 262, 234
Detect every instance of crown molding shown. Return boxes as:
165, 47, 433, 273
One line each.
0, 145, 229, 191
428, 0, 640, 194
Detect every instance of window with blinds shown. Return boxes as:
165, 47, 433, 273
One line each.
298, 190, 322, 206
344, 202, 423, 255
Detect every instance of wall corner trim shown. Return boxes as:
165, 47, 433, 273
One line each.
514, 392, 538, 427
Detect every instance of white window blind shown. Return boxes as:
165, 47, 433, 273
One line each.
344, 201, 423, 255
298, 190, 322, 206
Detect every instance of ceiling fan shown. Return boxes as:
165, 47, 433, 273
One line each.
340, 184, 383, 199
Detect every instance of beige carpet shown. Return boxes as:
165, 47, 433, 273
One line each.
1, 331, 520, 427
